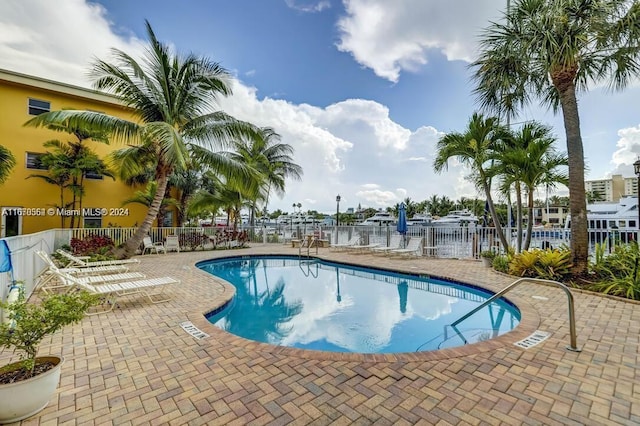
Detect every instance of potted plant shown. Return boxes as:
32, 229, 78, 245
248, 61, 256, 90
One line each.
0, 284, 97, 423
480, 250, 496, 267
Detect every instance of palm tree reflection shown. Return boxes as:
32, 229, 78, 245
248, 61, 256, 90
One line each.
221, 261, 303, 343
397, 281, 408, 314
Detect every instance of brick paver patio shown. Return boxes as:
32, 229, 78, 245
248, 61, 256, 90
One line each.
7, 244, 640, 425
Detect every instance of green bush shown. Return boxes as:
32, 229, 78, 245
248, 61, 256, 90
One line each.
0, 286, 98, 378
492, 254, 510, 273
587, 241, 640, 300
508, 248, 572, 280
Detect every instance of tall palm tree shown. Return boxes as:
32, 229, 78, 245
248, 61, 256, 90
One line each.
0, 145, 16, 185
188, 172, 248, 229
225, 128, 302, 225
492, 122, 568, 251
25, 21, 258, 257
472, 0, 640, 273
32, 118, 112, 228
434, 113, 510, 249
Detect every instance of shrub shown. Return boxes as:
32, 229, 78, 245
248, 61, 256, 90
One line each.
509, 250, 540, 277
179, 232, 208, 251
480, 250, 497, 259
508, 248, 572, 280
534, 249, 572, 280
70, 234, 115, 256
492, 255, 510, 273
0, 286, 98, 380
586, 241, 640, 300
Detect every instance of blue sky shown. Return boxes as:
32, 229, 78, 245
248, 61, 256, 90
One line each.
2, 0, 639, 214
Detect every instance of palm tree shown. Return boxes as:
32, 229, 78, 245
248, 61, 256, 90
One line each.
121, 181, 179, 226
434, 113, 510, 249
25, 21, 258, 257
31, 119, 113, 228
188, 172, 247, 229
472, 0, 640, 273
492, 122, 568, 251
225, 128, 303, 225
0, 145, 16, 185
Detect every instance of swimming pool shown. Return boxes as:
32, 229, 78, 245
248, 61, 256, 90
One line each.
198, 256, 520, 354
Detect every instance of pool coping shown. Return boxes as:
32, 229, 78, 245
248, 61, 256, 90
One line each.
187, 254, 542, 363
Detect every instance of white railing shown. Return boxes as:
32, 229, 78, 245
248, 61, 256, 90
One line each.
1, 224, 636, 306
0, 229, 69, 301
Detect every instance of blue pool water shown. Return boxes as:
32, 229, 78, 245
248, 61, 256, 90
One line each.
198, 256, 520, 354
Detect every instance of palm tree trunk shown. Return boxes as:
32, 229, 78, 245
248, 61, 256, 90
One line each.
555, 77, 588, 274
524, 187, 534, 250
114, 172, 169, 258
515, 184, 523, 252
481, 177, 509, 250
60, 186, 66, 228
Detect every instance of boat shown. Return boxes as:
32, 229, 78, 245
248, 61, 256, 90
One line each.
357, 211, 396, 226
407, 213, 433, 227
431, 209, 479, 227
565, 196, 639, 240
290, 214, 317, 225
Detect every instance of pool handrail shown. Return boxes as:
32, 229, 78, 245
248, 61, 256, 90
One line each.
450, 277, 581, 352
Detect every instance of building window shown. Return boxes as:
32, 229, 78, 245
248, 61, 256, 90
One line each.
162, 210, 174, 227
28, 98, 50, 115
84, 171, 104, 180
83, 208, 102, 229
25, 152, 47, 170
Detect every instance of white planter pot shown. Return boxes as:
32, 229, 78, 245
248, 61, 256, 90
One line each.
482, 257, 493, 267
0, 356, 63, 424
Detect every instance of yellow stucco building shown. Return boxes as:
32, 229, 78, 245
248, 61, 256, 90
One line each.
0, 69, 170, 237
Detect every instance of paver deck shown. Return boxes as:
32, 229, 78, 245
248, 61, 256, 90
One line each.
7, 244, 640, 425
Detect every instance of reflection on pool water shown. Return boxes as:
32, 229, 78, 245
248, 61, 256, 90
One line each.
198, 256, 520, 354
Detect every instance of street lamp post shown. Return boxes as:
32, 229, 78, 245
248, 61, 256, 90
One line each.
336, 195, 341, 227
634, 160, 640, 235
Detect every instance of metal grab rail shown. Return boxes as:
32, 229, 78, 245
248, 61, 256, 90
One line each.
298, 236, 319, 258
451, 277, 581, 352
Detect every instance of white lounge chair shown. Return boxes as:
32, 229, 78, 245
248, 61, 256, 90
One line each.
57, 249, 141, 268
330, 234, 361, 251
142, 236, 166, 255
165, 235, 180, 253
50, 267, 179, 314
389, 237, 423, 257
35, 250, 130, 292
344, 238, 380, 252
371, 234, 403, 254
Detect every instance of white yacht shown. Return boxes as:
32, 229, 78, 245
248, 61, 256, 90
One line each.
291, 214, 316, 225
357, 211, 396, 226
565, 196, 639, 232
432, 209, 479, 226
407, 213, 433, 227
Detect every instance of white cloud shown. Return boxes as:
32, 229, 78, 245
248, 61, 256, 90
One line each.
610, 124, 640, 176
285, 0, 331, 13
0, 0, 143, 88
0, 0, 510, 214
336, 0, 503, 82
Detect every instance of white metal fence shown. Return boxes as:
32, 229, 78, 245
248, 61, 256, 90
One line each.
1, 224, 635, 306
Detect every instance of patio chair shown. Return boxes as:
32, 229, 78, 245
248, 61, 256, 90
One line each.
370, 234, 403, 254
35, 250, 132, 292
344, 236, 380, 252
388, 237, 423, 257
165, 235, 180, 253
57, 249, 141, 268
142, 236, 166, 255
50, 267, 179, 314
330, 234, 361, 251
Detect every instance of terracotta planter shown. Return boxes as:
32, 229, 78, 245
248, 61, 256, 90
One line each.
0, 356, 62, 424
